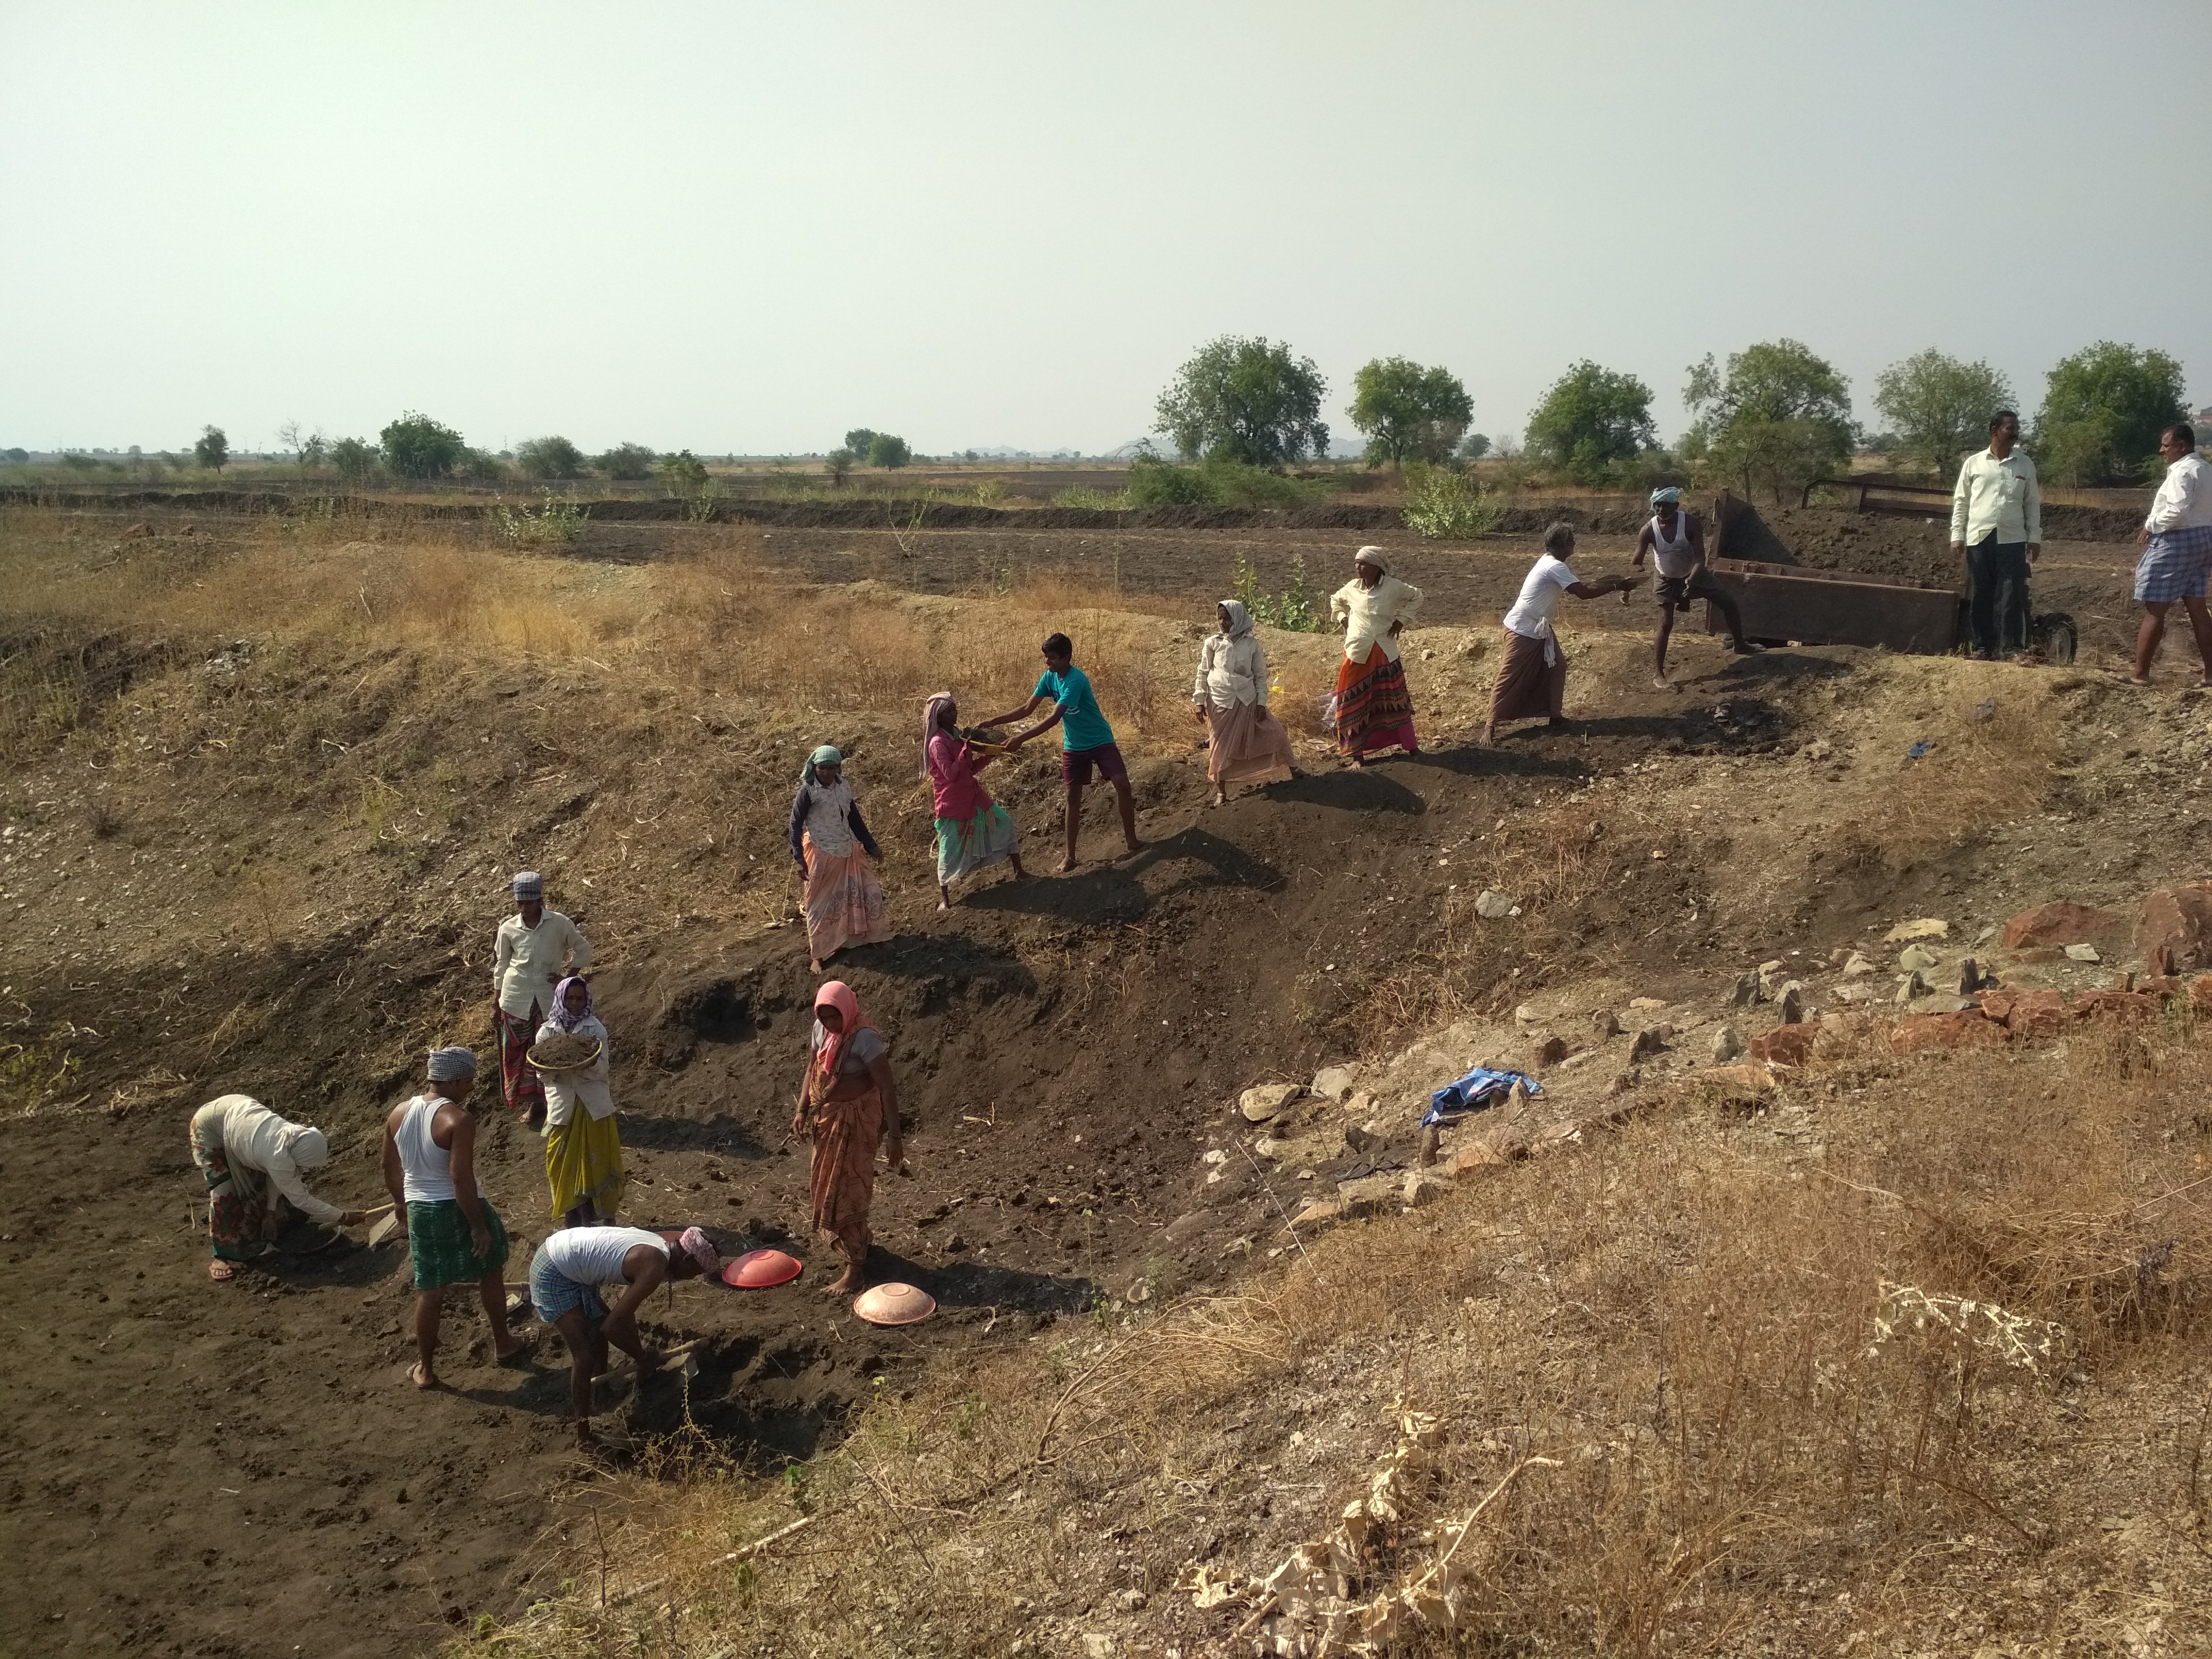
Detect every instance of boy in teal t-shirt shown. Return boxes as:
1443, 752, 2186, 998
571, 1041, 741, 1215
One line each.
984, 633, 1143, 873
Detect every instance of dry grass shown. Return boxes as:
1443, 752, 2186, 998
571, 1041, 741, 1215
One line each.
449, 1013, 2212, 1658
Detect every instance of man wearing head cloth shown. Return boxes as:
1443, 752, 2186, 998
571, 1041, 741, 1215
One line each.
491, 870, 591, 1130
1630, 488, 1757, 689
381, 1046, 524, 1389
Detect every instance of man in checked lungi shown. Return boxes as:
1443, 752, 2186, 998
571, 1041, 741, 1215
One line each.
491, 870, 591, 1129
2126, 423, 2212, 686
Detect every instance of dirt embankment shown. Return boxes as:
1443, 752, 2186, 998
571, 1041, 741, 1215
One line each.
5, 506, 2207, 1656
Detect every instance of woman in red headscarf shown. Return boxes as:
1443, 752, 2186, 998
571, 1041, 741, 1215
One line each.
791, 981, 908, 1295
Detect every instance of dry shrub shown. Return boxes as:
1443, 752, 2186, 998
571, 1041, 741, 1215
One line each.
1851, 669, 2060, 858
466, 1016, 2212, 1658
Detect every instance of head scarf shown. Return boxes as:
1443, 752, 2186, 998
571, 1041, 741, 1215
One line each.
426, 1045, 478, 1082
801, 744, 842, 787
676, 1226, 719, 1276
921, 692, 958, 776
1217, 600, 1254, 639
547, 973, 593, 1032
512, 870, 544, 901
282, 1124, 330, 1169
1354, 546, 1387, 573
1649, 486, 1682, 508
813, 980, 864, 1082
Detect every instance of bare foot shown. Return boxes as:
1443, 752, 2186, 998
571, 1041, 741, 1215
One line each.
574, 1423, 597, 1449
408, 1362, 440, 1390
207, 1259, 236, 1281
1652, 675, 1671, 690
1480, 727, 1496, 744
935, 899, 950, 912
1209, 793, 1226, 808
1122, 838, 1145, 856
808, 959, 823, 974
495, 1334, 529, 1363
1054, 858, 1077, 875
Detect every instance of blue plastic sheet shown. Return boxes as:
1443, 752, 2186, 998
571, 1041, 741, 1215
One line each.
1421, 1065, 1540, 1128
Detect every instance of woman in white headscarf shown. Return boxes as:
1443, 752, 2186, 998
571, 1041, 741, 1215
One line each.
536, 974, 625, 1228
188, 1095, 366, 1280
787, 744, 892, 975
1327, 547, 1424, 766
1192, 600, 1297, 806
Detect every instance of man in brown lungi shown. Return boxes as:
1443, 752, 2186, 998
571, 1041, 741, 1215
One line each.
1483, 522, 1641, 742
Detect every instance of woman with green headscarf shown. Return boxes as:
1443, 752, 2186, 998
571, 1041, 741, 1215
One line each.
788, 745, 891, 974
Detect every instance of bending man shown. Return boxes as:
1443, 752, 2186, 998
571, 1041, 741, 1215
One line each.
528, 1225, 718, 1445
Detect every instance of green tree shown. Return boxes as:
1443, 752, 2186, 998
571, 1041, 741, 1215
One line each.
825, 447, 855, 487
193, 424, 229, 471
866, 433, 911, 470
844, 428, 877, 460
379, 412, 467, 480
330, 437, 379, 484
1154, 336, 1329, 465
515, 435, 586, 479
2032, 341, 2188, 486
1684, 340, 1855, 502
656, 449, 709, 497
1457, 432, 1491, 462
593, 442, 656, 481
1524, 361, 1655, 482
1347, 357, 1473, 468
460, 448, 508, 482
1873, 349, 2015, 478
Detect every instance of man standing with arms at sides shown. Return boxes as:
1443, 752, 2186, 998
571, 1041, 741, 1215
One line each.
2127, 423, 2212, 685
1949, 410, 2041, 661
381, 1046, 523, 1391
1629, 487, 1757, 689
492, 870, 590, 1130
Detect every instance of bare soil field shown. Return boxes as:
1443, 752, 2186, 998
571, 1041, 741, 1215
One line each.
4, 501, 2209, 1657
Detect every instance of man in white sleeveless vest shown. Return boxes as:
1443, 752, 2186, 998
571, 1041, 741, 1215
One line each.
1630, 487, 1756, 688
380, 1046, 525, 1390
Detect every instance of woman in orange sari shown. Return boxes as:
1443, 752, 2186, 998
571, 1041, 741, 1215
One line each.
791, 981, 908, 1295
1327, 547, 1424, 765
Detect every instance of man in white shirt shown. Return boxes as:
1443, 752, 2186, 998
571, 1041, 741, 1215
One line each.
2127, 422, 2212, 685
491, 870, 591, 1129
1949, 410, 2041, 660
1483, 522, 1641, 743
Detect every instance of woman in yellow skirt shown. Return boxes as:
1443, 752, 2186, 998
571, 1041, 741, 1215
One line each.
537, 974, 625, 1228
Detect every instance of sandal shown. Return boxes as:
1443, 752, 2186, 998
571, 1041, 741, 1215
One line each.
207, 1259, 237, 1282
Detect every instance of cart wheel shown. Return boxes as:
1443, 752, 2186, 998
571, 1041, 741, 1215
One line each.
2035, 614, 2077, 666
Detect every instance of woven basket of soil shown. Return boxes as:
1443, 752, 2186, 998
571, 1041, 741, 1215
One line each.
526, 1030, 602, 1074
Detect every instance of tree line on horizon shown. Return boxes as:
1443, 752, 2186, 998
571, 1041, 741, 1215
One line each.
12, 335, 2188, 504
1150, 334, 2192, 499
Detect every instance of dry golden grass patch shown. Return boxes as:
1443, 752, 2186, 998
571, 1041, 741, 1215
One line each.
456, 1016, 2212, 1658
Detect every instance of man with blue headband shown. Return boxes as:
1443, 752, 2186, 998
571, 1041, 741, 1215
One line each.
1630, 487, 1756, 688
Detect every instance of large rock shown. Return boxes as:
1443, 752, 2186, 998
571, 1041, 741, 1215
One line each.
1287, 1199, 1344, 1231
1884, 918, 1950, 943
1444, 1139, 1509, 1177
1710, 1024, 1745, 1062
1474, 890, 1515, 920
2072, 989, 2161, 1025
2135, 884, 2212, 974
1239, 1082, 1304, 1122
1980, 988, 2065, 1037
1337, 1172, 1402, 1217
1309, 1066, 1359, 1104
1888, 1011, 2006, 1054
1403, 1169, 1452, 1208
1750, 1024, 1815, 1067
2002, 900, 2123, 951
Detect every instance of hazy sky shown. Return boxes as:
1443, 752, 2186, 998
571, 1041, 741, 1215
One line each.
5, 2, 2206, 458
